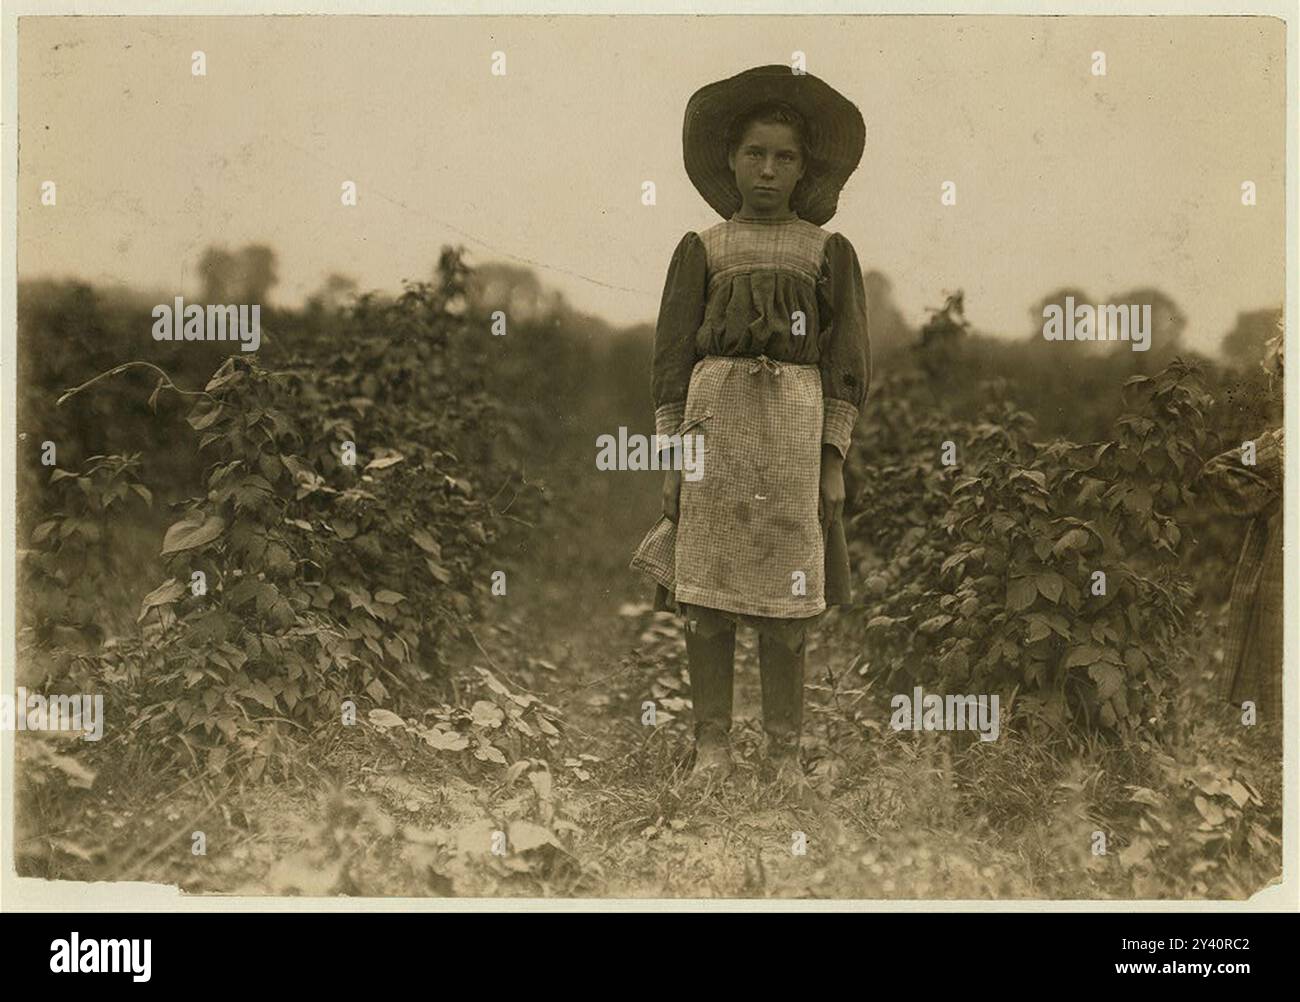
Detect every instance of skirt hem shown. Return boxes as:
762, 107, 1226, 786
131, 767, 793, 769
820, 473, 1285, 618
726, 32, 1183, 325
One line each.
671, 584, 826, 620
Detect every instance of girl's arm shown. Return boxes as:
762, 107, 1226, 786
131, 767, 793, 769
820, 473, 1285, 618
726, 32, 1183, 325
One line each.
1197, 427, 1283, 518
651, 232, 708, 443
817, 232, 871, 462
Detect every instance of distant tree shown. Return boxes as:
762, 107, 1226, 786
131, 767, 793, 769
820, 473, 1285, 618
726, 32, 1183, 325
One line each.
198, 243, 280, 304
305, 272, 359, 313
1029, 287, 1093, 342
238, 244, 279, 305
918, 289, 970, 346
465, 261, 565, 324
198, 247, 236, 303
1107, 286, 1186, 351
914, 289, 972, 384
862, 270, 915, 355
1220, 307, 1283, 371
435, 247, 470, 314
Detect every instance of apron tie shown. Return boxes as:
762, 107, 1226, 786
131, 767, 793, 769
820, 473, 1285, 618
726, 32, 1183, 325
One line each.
748, 354, 783, 377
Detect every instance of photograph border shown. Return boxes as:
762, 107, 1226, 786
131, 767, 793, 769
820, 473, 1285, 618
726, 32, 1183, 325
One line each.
2, 0, 1295, 913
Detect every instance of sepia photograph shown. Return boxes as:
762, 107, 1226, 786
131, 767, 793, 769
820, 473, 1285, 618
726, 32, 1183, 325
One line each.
1, 2, 1294, 924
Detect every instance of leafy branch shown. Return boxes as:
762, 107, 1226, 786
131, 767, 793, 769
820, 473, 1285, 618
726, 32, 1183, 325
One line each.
56, 360, 213, 408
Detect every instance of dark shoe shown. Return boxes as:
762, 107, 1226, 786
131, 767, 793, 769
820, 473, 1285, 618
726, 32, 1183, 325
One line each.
686, 728, 734, 788
767, 734, 810, 800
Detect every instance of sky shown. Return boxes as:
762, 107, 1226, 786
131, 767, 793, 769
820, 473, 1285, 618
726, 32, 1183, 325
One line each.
16, 14, 1288, 353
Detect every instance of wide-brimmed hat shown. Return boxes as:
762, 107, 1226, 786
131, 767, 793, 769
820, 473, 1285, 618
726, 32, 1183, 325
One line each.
683, 65, 866, 226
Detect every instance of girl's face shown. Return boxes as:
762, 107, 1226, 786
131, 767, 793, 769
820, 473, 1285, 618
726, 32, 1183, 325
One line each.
728, 120, 806, 217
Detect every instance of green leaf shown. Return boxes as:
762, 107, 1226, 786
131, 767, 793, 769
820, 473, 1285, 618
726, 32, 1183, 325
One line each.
1118, 837, 1152, 869
1224, 780, 1252, 808
1051, 528, 1089, 558
138, 577, 186, 622
1013, 469, 1048, 492
226, 578, 260, 608
1124, 647, 1150, 673
368, 709, 406, 731
507, 820, 559, 852
1064, 644, 1102, 669
1035, 573, 1065, 603
1126, 786, 1164, 807
205, 358, 239, 392
348, 588, 379, 617
1193, 795, 1226, 827
233, 475, 274, 509
471, 701, 505, 729
473, 740, 507, 765
1046, 613, 1072, 638
31, 520, 60, 545
1024, 617, 1052, 643
1006, 577, 1037, 612
186, 401, 224, 431
365, 453, 405, 471
939, 646, 969, 675
918, 614, 953, 635
1122, 487, 1154, 514
161, 511, 227, 555
244, 680, 277, 710
410, 529, 442, 556
940, 552, 967, 575
1088, 662, 1124, 700
990, 513, 1017, 534
422, 727, 469, 752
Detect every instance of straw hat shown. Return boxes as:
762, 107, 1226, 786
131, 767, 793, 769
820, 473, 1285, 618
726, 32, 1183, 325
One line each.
682, 64, 866, 226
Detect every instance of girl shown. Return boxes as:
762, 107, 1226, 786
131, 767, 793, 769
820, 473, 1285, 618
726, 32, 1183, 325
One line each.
1198, 326, 1284, 734
631, 65, 870, 791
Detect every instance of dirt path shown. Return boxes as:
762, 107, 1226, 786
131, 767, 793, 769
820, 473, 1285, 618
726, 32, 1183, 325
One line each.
468, 435, 883, 899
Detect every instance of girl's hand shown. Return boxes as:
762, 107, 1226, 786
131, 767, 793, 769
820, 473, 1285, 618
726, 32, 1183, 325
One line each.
819, 446, 845, 534
662, 468, 683, 523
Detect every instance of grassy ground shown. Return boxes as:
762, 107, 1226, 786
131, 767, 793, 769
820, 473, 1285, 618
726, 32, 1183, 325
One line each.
15, 415, 1283, 901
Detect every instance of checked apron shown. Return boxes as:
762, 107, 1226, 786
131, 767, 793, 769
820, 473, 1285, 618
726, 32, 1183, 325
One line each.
633, 353, 827, 619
